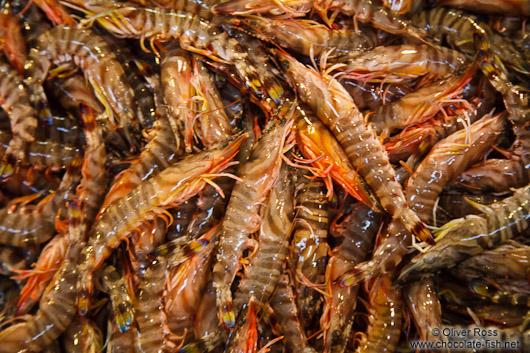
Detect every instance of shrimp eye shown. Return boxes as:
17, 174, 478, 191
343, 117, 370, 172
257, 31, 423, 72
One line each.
281, 60, 290, 69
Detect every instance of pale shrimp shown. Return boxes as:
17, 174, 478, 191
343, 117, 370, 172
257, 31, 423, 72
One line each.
25, 25, 141, 151
62, 316, 103, 353
78, 133, 246, 315
0, 6, 27, 74
291, 170, 329, 331
190, 57, 234, 148
322, 203, 381, 353
369, 66, 476, 138
236, 16, 378, 57
0, 156, 82, 247
398, 183, 530, 283
232, 165, 294, 319
278, 51, 433, 244
80, 6, 285, 106
336, 44, 467, 84
296, 110, 379, 209
269, 274, 317, 353
403, 279, 442, 343
437, 0, 530, 16
100, 264, 135, 333
0, 241, 82, 352
355, 275, 403, 353
411, 7, 530, 75
212, 105, 294, 329
160, 44, 195, 152
0, 59, 38, 159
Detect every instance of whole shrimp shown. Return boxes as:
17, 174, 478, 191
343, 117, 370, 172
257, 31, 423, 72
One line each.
77, 133, 246, 315
336, 44, 468, 84
354, 274, 403, 353
232, 165, 294, 319
296, 111, 378, 209
0, 5, 27, 74
25, 25, 141, 151
0, 241, 82, 352
80, 6, 285, 107
235, 16, 378, 57
398, 183, 530, 283
212, 105, 294, 329
0, 156, 82, 247
322, 203, 381, 353
278, 51, 433, 244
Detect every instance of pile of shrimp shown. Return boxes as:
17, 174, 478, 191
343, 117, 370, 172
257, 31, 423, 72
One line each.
1, 0, 530, 352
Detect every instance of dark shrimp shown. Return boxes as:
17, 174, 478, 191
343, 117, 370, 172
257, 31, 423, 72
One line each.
322, 203, 381, 353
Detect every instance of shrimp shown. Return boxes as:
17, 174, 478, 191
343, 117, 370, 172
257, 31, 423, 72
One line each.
236, 16, 378, 57
212, 0, 312, 18
160, 43, 194, 152
456, 240, 530, 281
190, 58, 234, 148
278, 51, 433, 244
406, 113, 505, 224
437, 0, 530, 16
336, 44, 468, 84
0, 156, 82, 247
135, 235, 210, 353
411, 7, 530, 76
317, 0, 429, 41
0, 6, 27, 74
369, 66, 476, 138
81, 6, 285, 106
25, 25, 141, 151
212, 106, 294, 329
98, 114, 182, 216
232, 165, 294, 321
12, 232, 70, 314
0, 241, 82, 352
296, 111, 378, 209
398, 182, 530, 283
100, 264, 135, 333
403, 279, 442, 343
62, 316, 103, 353
355, 275, 402, 353
322, 203, 381, 353
78, 133, 246, 315
290, 170, 329, 332
0, 59, 38, 159
269, 274, 316, 353
165, 226, 218, 342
